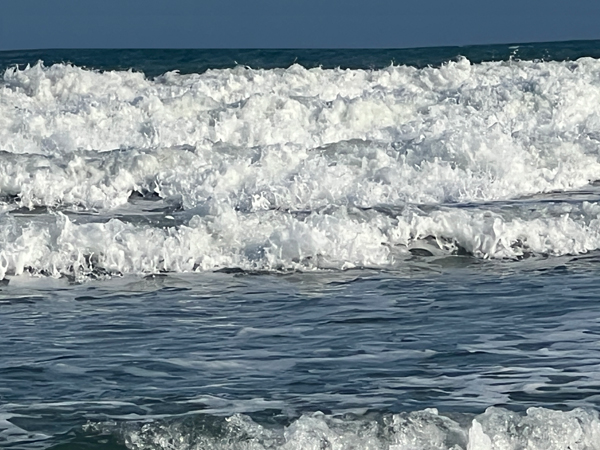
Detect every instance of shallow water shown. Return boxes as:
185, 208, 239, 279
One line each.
3, 260, 600, 449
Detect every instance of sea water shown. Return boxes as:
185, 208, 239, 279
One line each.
3, 43, 600, 449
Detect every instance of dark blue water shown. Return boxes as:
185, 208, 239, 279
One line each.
1, 40, 600, 77
3, 42, 600, 449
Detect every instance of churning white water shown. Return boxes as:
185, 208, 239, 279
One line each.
2, 57, 600, 278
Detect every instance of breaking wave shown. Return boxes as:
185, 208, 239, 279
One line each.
80, 407, 600, 450
3, 57, 600, 278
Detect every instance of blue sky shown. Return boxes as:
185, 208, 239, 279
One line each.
1, 0, 599, 50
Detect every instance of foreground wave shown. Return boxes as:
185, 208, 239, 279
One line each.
2, 56, 600, 278
23, 407, 600, 450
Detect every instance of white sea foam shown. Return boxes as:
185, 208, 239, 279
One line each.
1, 202, 600, 279
99, 407, 600, 450
3, 59, 600, 206
3, 59, 600, 277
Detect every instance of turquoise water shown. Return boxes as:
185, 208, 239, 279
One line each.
3, 41, 600, 449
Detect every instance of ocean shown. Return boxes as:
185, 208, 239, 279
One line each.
2, 42, 600, 449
